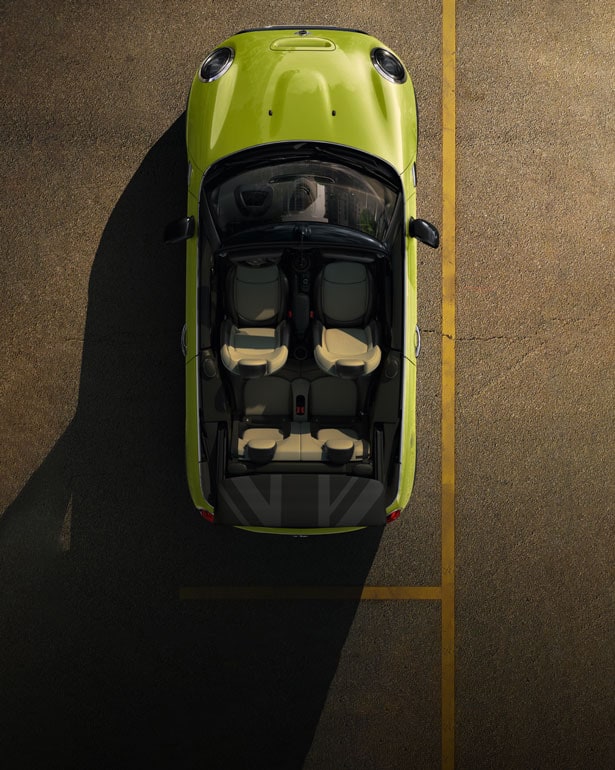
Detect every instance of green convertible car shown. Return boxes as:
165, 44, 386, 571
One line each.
165, 27, 439, 534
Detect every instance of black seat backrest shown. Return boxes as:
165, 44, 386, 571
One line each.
314, 261, 374, 328
243, 376, 293, 419
309, 376, 358, 419
226, 263, 288, 327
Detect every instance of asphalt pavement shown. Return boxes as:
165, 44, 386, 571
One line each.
1, 2, 613, 768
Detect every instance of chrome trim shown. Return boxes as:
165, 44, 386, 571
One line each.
180, 323, 187, 356
370, 48, 407, 84
199, 47, 234, 83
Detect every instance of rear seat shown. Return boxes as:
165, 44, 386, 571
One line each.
303, 377, 369, 464
234, 377, 296, 463
233, 376, 370, 465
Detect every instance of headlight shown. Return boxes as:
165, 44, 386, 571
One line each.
371, 48, 406, 84
199, 47, 234, 82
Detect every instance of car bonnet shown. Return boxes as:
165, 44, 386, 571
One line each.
186, 28, 418, 176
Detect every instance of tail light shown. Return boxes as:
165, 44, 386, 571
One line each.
199, 509, 215, 524
386, 509, 401, 524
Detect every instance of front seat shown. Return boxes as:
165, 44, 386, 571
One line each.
313, 261, 381, 378
220, 263, 289, 378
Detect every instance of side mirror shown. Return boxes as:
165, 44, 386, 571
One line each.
409, 218, 439, 249
164, 216, 195, 244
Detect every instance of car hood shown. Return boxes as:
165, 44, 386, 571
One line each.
186, 28, 417, 176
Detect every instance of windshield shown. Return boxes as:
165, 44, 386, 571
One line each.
206, 159, 399, 243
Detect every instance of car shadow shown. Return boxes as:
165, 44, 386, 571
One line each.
0, 115, 383, 769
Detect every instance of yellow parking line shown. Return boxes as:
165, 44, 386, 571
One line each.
441, 0, 457, 768
179, 585, 442, 601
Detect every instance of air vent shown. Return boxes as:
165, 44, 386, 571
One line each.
270, 37, 336, 51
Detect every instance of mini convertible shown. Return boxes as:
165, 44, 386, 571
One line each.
165, 27, 439, 533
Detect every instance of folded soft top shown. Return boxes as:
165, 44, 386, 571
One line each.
217, 474, 386, 527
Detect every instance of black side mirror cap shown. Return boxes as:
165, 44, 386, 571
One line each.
164, 216, 195, 244
409, 218, 439, 249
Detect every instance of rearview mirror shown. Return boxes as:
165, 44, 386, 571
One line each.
164, 216, 195, 244
409, 218, 439, 249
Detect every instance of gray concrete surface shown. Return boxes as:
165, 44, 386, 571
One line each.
1, 1, 613, 768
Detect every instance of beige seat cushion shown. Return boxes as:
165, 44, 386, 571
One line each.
300, 427, 366, 462
220, 321, 288, 377
314, 325, 381, 377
